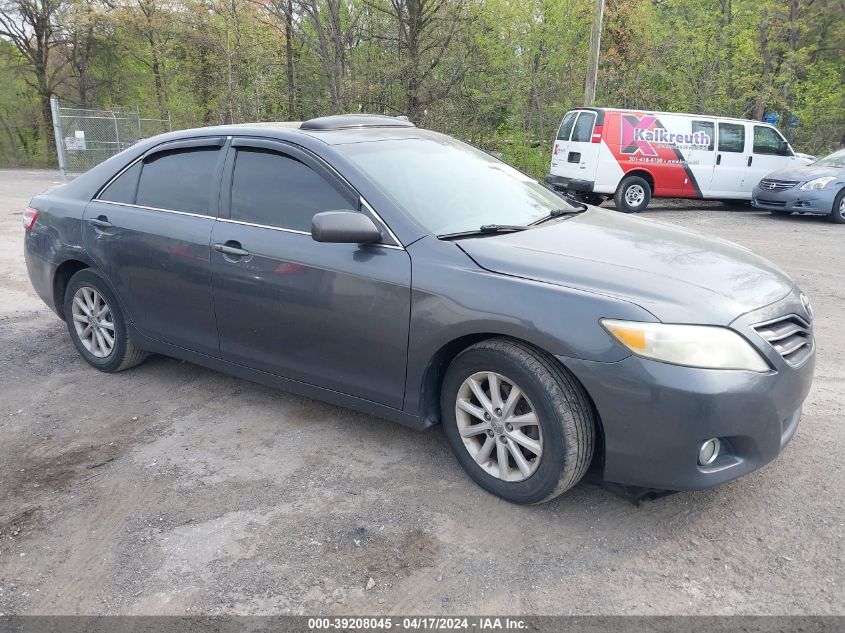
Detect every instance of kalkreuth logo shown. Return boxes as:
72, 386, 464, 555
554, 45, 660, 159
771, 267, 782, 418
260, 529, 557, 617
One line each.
621, 114, 711, 157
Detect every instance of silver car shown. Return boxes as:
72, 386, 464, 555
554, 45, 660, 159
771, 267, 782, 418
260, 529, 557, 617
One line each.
752, 148, 845, 223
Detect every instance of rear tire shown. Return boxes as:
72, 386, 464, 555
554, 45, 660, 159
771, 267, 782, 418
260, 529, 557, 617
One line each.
614, 176, 651, 213
63, 269, 148, 372
828, 189, 845, 224
440, 338, 595, 504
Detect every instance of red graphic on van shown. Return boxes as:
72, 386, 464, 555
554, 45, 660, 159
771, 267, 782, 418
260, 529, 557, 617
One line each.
621, 114, 711, 157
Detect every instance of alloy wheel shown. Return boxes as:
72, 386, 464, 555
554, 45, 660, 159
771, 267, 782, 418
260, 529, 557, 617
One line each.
839, 196, 845, 220
71, 286, 116, 358
455, 371, 543, 482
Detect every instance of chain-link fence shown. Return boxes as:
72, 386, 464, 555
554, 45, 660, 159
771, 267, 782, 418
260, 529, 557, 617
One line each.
50, 97, 171, 178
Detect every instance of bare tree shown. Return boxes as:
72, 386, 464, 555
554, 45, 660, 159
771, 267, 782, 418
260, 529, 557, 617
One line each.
0, 0, 68, 152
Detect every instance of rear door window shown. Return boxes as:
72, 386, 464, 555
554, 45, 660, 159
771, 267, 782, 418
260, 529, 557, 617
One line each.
230, 148, 354, 232
98, 161, 141, 204
136, 146, 221, 215
753, 126, 785, 155
557, 112, 578, 141
571, 112, 596, 142
691, 121, 715, 151
718, 123, 745, 153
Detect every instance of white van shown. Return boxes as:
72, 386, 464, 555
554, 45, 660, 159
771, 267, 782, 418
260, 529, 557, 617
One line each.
545, 107, 815, 212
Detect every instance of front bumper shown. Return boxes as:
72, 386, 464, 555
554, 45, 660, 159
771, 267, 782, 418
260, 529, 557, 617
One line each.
559, 293, 815, 491
752, 185, 836, 215
545, 174, 594, 193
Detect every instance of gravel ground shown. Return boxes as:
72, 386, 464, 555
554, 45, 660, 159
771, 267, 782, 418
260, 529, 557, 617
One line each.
0, 168, 842, 616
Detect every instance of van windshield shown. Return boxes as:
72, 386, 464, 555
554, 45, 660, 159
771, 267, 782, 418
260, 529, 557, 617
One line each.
340, 135, 580, 236
814, 149, 845, 168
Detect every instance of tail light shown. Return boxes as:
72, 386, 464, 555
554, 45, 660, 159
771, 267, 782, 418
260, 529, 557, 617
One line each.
23, 207, 39, 231
591, 124, 603, 143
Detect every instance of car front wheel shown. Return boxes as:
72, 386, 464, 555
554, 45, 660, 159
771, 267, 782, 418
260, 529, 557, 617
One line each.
441, 338, 595, 504
63, 269, 148, 372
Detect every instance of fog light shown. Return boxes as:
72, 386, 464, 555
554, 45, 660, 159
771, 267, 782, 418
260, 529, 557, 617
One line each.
698, 438, 721, 466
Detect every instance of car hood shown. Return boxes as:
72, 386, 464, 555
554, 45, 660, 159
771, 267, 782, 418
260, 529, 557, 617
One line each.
457, 208, 795, 324
762, 164, 844, 182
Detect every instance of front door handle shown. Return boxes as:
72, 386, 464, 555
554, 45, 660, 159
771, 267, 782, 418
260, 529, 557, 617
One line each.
747, 155, 753, 167
213, 241, 251, 258
716, 153, 722, 166
88, 216, 113, 229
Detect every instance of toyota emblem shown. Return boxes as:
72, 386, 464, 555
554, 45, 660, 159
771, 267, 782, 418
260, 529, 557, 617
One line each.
800, 293, 813, 320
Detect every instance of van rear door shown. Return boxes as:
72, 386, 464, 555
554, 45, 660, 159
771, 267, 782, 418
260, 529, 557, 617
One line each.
556, 110, 600, 184
710, 121, 748, 197
550, 111, 578, 177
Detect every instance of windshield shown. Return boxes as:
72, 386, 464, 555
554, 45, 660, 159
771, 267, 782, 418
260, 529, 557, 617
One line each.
339, 135, 580, 236
814, 149, 845, 168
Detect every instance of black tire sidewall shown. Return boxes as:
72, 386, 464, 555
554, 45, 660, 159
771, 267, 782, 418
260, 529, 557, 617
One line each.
441, 347, 569, 504
63, 269, 130, 372
830, 190, 845, 224
615, 176, 651, 213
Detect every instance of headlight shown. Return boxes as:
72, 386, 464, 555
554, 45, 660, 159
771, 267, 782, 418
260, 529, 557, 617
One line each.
800, 176, 836, 190
601, 319, 770, 372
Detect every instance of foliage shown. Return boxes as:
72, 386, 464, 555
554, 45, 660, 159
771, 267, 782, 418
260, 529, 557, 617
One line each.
0, 0, 842, 168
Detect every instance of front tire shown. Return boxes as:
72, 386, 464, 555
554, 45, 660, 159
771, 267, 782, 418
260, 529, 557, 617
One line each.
614, 176, 651, 213
440, 338, 595, 504
63, 269, 148, 372
828, 189, 845, 224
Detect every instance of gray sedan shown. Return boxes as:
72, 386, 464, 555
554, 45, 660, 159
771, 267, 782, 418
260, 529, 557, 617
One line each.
752, 148, 845, 222
23, 115, 815, 504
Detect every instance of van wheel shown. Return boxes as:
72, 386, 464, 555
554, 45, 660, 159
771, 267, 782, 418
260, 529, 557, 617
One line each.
63, 269, 148, 372
614, 176, 651, 213
440, 338, 595, 504
828, 190, 845, 224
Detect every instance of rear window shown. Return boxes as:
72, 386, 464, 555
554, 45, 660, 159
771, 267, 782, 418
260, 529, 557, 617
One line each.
718, 123, 745, 153
557, 112, 578, 141
571, 112, 596, 142
136, 147, 221, 215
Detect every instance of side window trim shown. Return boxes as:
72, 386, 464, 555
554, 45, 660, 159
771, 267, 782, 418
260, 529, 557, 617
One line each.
95, 137, 229, 219
223, 137, 402, 248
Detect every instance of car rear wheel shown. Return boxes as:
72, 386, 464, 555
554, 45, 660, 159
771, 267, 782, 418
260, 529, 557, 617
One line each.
614, 176, 651, 213
63, 269, 148, 372
829, 190, 845, 224
440, 338, 595, 504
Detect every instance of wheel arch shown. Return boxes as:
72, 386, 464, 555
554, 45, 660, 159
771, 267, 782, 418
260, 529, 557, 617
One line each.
53, 257, 93, 320
618, 169, 654, 193
417, 332, 605, 470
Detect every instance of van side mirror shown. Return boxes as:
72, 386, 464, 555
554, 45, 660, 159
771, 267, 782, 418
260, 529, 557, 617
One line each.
311, 211, 382, 244
778, 140, 793, 156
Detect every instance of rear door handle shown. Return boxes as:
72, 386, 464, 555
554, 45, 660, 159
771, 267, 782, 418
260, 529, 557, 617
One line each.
88, 217, 113, 229
747, 156, 753, 167
213, 241, 251, 258
716, 154, 722, 166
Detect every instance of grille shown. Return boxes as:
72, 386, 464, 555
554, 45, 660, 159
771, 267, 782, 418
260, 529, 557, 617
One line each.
759, 179, 798, 192
756, 198, 787, 207
753, 314, 813, 366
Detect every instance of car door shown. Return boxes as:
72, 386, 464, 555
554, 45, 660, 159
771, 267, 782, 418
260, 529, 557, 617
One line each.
83, 137, 226, 357
550, 111, 578, 177
746, 124, 793, 189
210, 138, 412, 409
560, 111, 600, 182
710, 121, 748, 197
683, 119, 716, 196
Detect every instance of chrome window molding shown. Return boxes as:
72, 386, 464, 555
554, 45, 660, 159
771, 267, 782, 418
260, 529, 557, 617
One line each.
94, 199, 214, 219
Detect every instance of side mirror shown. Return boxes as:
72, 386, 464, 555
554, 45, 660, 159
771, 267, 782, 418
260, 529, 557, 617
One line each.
778, 140, 793, 156
311, 210, 382, 244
